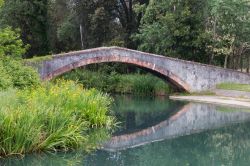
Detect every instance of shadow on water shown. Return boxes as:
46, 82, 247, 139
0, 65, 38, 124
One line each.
111, 95, 186, 135
2, 95, 250, 166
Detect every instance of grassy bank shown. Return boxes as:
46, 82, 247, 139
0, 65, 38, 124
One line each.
0, 80, 116, 157
217, 83, 250, 92
60, 69, 173, 96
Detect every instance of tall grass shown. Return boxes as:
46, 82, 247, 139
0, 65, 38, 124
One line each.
60, 70, 173, 95
0, 80, 115, 157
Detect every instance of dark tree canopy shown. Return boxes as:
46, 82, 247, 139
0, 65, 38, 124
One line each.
0, 0, 249, 71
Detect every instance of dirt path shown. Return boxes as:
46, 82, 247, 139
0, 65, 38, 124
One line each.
212, 89, 250, 98
170, 95, 250, 109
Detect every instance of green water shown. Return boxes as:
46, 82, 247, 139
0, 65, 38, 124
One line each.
2, 95, 250, 166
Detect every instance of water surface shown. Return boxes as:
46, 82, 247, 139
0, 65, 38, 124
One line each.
2, 95, 250, 166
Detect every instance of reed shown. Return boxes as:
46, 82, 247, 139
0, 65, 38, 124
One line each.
0, 80, 115, 157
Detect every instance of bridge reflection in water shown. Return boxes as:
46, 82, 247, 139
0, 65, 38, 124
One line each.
2, 96, 250, 166
103, 102, 250, 151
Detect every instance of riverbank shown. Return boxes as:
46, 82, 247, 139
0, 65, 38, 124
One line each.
170, 95, 250, 109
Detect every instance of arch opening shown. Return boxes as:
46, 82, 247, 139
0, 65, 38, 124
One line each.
43, 56, 190, 92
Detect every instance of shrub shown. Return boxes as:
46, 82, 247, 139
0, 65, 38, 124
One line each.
0, 27, 29, 59
0, 60, 12, 89
0, 57, 40, 89
0, 27, 39, 90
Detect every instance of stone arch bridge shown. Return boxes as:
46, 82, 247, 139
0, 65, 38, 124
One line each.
28, 47, 250, 92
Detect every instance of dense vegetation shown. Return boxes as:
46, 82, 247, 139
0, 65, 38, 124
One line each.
135, 0, 250, 69
0, 0, 249, 71
0, 2, 116, 157
0, 27, 40, 89
60, 69, 173, 96
0, 81, 115, 156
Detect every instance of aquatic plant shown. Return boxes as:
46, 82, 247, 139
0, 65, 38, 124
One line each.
0, 80, 115, 157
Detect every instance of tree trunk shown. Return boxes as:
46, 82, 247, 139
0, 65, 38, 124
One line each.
209, 54, 214, 65
224, 54, 229, 68
228, 56, 233, 69
247, 55, 250, 73
240, 54, 243, 72
237, 55, 241, 71
80, 24, 84, 49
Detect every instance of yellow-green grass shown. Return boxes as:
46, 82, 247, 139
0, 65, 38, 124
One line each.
0, 80, 116, 157
217, 83, 250, 92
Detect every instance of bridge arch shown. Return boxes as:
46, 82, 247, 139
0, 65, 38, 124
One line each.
43, 55, 190, 91
30, 47, 250, 93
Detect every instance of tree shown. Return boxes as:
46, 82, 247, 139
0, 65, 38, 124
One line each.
115, 0, 149, 48
0, 27, 29, 59
134, 0, 211, 63
70, 0, 118, 49
47, 0, 80, 52
206, 0, 250, 68
0, 0, 49, 58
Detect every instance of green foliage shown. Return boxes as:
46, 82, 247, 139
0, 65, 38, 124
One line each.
216, 83, 250, 92
47, 0, 148, 51
1, 0, 249, 70
206, 0, 250, 68
0, 0, 49, 57
3, 58, 40, 88
134, 0, 250, 68
0, 27, 28, 59
55, 13, 80, 51
0, 0, 3, 8
59, 69, 172, 95
134, 0, 210, 63
0, 61, 12, 89
0, 26, 40, 90
0, 80, 115, 157
48, 0, 120, 51
0, 57, 40, 90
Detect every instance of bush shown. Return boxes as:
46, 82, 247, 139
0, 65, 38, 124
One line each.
0, 27, 28, 59
0, 57, 40, 90
0, 60, 12, 89
0, 80, 115, 157
0, 26, 39, 90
